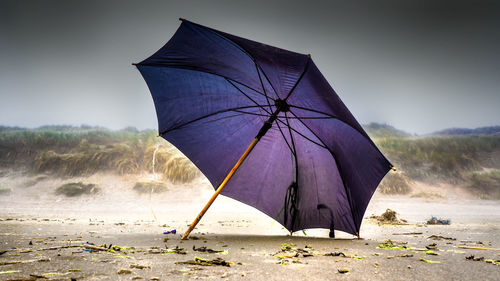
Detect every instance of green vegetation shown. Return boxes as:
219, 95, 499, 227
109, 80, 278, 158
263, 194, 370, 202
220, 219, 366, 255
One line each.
378, 172, 411, 194
55, 182, 99, 197
0, 126, 199, 184
133, 181, 168, 194
468, 170, 500, 199
364, 123, 411, 138
1, 124, 499, 198
410, 191, 446, 200
374, 135, 500, 183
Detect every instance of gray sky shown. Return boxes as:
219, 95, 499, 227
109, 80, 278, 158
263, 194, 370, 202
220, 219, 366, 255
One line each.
1, 0, 499, 135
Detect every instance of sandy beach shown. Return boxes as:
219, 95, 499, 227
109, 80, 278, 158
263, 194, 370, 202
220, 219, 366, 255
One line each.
1, 174, 500, 280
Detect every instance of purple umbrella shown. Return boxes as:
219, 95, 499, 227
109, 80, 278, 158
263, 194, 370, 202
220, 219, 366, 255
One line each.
135, 19, 392, 239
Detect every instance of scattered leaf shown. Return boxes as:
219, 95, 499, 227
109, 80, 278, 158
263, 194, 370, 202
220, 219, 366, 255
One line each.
0, 270, 21, 275
420, 258, 440, 264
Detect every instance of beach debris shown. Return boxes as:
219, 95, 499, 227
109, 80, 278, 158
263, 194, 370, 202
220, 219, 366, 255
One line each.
370, 209, 407, 224
428, 235, 456, 241
130, 264, 151, 270
324, 252, 346, 257
458, 246, 500, 251
82, 244, 109, 252
67, 269, 82, 272
420, 258, 440, 264
350, 254, 365, 260
466, 256, 500, 265
485, 259, 500, 265
147, 245, 186, 254
425, 250, 440, 256
165, 246, 187, 254
274, 243, 315, 260
460, 240, 484, 245
132, 277, 144, 280
337, 268, 349, 274
0, 250, 7, 256
425, 243, 438, 250
41, 272, 62, 277
18, 249, 33, 253
163, 229, 176, 235
117, 269, 133, 274
55, 182, 99, 197
192, 245, 225, 254
426, 216, 450, 225
466, 255, 484, 261
377, 240, 408, 250
387, 254, 413, 259
0, 260, 35, 265
175, 257, 237, 267
392, 232, 423, 235
148, 247, 162, 254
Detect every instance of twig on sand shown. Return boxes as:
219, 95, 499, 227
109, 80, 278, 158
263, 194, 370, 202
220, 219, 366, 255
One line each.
392, 232, 423, 235
458, 246, 500, 251
82, 244, 109, 251
0, 260, 35, 265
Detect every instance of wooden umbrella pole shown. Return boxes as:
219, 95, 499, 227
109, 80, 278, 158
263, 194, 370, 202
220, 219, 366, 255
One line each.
181, 137, 260, 240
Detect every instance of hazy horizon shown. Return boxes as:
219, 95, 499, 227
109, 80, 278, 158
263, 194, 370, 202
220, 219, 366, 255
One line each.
1, 0, 499, 135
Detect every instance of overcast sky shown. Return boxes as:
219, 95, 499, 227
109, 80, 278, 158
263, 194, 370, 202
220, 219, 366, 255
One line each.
1, 0, 499, 134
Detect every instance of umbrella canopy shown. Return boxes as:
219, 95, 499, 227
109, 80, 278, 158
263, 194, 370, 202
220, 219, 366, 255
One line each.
135, 19, 392, 236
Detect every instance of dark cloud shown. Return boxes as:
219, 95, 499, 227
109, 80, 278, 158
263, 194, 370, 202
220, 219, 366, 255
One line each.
1, 0, 499, 134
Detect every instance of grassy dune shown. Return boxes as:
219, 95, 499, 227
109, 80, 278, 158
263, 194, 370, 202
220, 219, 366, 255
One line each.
0, 126, 199, 184
369, 124, 500, 198
1, 124, 499, 198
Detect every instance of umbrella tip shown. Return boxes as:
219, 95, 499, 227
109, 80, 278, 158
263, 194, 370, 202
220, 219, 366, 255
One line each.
390, 165, 397, 172
179, 17, 185, 21
307, 54, 311, 58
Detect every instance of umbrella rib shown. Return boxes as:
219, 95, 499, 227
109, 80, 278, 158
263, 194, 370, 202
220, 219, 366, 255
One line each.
287, 109, 359, 232
160, 105, 263, 135
284, 113, 297, 157
187, 20, 281, 98
199, 112, 252, 124
255, 64, 280, 99
282, 115, 335, 120
275, 118, 327, 149
274, 120, 295, 157
255, 63, 275, 113
289, 105, 391, 167
284, 111, 299, 230
284, 56, 311, 101
290, 104, 372, 140
231, 110, 272, 118
288, 105, 335, 118
225, 78, 272, 115
137, 63, 269, 99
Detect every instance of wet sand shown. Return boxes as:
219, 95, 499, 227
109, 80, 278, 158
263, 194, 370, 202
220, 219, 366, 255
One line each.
1, 175, 500, 280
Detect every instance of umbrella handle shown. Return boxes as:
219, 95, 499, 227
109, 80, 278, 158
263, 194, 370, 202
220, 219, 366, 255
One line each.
181, 137, 259, 240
